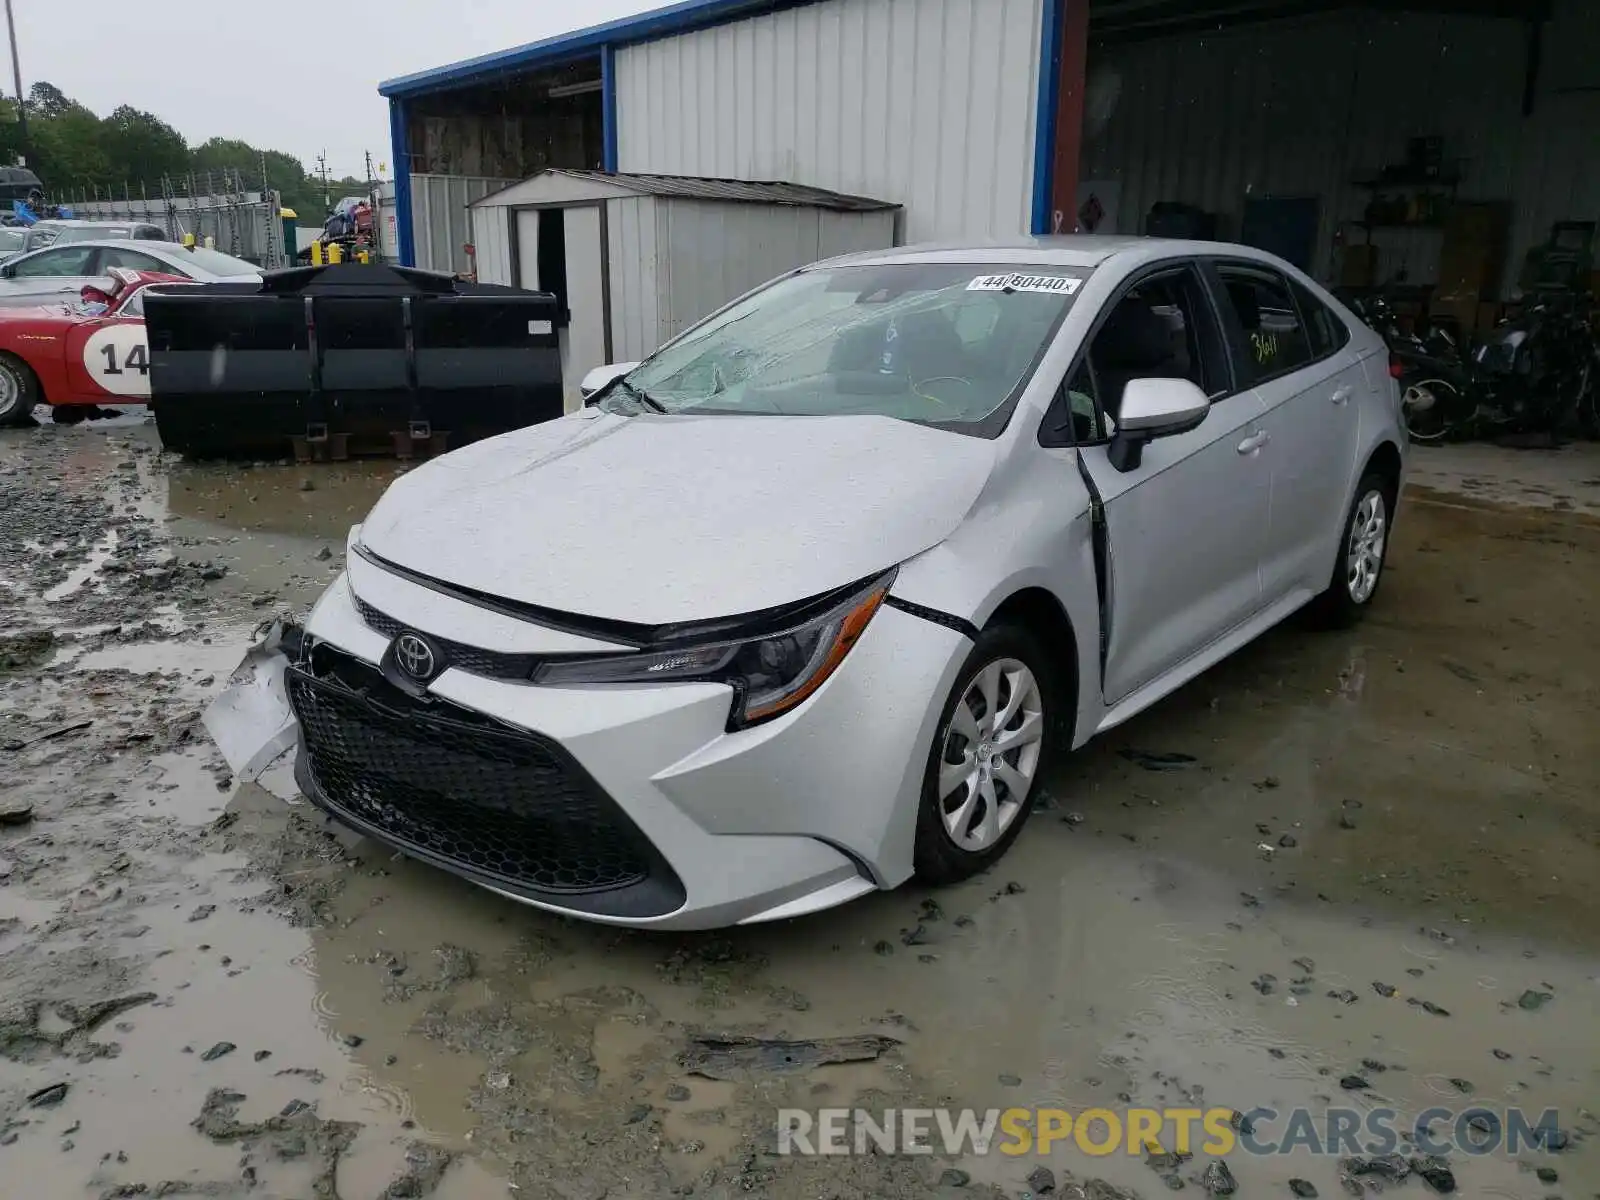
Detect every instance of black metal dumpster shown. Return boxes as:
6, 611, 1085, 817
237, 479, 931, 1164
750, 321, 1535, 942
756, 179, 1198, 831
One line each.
146, 264, 564, 460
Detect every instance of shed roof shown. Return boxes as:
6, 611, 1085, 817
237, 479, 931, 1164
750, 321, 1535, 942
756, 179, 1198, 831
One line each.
473, 169, 899, 213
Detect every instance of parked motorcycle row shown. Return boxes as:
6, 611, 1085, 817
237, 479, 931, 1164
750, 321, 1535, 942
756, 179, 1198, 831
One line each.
1346, 289, 1600, 443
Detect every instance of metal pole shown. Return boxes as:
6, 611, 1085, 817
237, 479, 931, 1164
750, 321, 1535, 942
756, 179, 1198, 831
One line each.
4, 0, 24, 144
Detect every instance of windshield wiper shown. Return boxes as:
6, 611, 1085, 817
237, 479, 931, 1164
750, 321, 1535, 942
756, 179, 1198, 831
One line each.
615, 379, 668, 414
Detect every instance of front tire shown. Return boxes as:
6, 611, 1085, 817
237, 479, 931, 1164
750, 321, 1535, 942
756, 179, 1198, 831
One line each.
1310, 471, 1394, 629
913, 625, 1059, 885
0, 352, 38, 426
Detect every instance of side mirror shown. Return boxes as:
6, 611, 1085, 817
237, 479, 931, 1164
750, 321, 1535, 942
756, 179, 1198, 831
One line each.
1108, 377, 1211, 472
579, 361, 641, 401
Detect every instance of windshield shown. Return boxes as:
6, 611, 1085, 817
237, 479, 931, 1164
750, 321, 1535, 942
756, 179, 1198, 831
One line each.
179, 247, 258, 277
614, 262, 1088, 431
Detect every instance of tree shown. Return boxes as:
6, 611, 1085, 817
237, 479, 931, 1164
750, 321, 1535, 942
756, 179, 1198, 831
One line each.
27, 81, 74, 120
99, 105, 189, 187
14, 82, 370, 222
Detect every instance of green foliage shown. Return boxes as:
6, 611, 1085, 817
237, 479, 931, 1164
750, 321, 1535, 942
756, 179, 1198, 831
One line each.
15, 80, 377, 217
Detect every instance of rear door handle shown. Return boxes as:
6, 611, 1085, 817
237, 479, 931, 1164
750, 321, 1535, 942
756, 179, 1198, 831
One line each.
1331, 385, 1354, 405
1237, 430, 1270, 455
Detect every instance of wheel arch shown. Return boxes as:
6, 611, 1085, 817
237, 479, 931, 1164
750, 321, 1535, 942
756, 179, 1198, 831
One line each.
1362, 439, 1404, 502
982, 585, 1081, 742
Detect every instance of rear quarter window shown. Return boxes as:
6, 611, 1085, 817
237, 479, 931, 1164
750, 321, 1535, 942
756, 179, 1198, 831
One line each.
1292, 281, 1351, 359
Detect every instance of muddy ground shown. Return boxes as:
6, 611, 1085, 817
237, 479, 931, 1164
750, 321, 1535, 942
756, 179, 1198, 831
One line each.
2, 417, 1597, 1200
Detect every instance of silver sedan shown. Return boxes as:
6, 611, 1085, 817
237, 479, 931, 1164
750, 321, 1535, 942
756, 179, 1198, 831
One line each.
217, 236, 1405, 929
0, 239, 261, 306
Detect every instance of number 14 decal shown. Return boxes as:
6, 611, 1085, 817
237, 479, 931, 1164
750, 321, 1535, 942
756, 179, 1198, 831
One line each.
101, 342, 150, 375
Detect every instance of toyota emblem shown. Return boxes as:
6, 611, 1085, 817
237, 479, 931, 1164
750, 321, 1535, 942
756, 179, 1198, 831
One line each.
394, 632, 439, 681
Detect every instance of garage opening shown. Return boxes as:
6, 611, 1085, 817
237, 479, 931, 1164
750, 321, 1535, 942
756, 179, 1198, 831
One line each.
1063, 0, 1595, 343
402, 60, 605, 178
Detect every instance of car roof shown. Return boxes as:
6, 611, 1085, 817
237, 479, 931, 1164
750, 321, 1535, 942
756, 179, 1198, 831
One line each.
21, 238, 222, 257
815, 235, 1296, 273
33, 219, 161, 229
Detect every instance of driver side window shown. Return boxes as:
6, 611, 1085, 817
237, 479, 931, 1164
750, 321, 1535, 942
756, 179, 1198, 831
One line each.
1050, 264, 1223, 444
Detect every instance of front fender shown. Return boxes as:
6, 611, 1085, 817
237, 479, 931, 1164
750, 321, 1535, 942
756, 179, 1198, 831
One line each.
887, 452, 1105, 747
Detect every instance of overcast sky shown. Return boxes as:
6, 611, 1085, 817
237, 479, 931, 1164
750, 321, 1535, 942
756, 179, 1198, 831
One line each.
7, 0, 664, 179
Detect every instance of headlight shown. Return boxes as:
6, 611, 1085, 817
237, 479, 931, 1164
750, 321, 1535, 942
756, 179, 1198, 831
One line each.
533, 570, 895, 729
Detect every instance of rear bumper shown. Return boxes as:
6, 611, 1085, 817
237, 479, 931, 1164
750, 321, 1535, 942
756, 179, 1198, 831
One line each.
290, 565, 969, 929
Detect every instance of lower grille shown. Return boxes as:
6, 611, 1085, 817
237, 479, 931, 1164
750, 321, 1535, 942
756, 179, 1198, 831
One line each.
288, 661, 680, 911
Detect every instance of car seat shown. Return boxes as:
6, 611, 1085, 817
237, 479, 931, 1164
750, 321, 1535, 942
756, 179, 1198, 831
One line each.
1092, 299, 1188, 418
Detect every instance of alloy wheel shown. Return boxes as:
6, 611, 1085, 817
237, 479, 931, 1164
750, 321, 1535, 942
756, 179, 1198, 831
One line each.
1346, 490, 1387, 605
936, 658, 1044, 852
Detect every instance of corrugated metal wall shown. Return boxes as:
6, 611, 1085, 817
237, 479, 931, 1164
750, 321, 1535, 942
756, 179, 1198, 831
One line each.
606, 196, 662, 362
409, 173, 517, 274
471, 206, 513, 285
1082, 0, 1600, 294
605, 196, 899, 360
614, 0, 1047, 242
653, 200, 898, 344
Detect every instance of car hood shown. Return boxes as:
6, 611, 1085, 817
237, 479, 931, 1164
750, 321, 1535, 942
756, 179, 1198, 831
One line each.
0, 301, 76, 323
358, 411, 998, 625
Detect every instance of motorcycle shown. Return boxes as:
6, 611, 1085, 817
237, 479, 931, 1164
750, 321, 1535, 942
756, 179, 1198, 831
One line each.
1353, 291, 1599, 443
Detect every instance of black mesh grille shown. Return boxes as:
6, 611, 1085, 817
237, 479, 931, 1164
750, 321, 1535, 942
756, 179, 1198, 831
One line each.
288, 664, 656, 896
353, 595, 539, 681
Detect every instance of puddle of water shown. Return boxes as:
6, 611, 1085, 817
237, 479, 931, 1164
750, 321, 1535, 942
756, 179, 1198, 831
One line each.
43, 528, 120, 603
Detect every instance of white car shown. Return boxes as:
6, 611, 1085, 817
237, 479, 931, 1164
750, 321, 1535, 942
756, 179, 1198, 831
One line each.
274, 237, 1404, 929
0, 239, 261, 306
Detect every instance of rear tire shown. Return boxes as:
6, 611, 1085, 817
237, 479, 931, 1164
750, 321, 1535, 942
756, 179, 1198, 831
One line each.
0, 352, 38, 426
1309, 471, 1395, 629
913, 624, 1060, 885
1401, 376, 1458, 443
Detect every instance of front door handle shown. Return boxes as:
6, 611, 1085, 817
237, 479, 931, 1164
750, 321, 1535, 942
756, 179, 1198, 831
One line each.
1237, 430, 1270, 455
1331, 385, 1354, 405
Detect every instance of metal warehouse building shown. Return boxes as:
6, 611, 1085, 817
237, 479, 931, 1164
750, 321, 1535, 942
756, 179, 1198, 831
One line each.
380, 0, 1599, 399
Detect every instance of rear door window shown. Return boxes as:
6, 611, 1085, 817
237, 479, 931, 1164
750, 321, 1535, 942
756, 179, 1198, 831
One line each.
1213, 264, 1314, 385
100, 247, 181, 275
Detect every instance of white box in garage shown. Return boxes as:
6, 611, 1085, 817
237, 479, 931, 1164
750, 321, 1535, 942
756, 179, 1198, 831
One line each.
470, 170, 900, 409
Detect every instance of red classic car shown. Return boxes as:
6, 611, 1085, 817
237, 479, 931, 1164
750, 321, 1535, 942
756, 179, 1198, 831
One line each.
0, 267, 195, 425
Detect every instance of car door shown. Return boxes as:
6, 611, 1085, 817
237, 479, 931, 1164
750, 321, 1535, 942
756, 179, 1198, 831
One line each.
0, 244, 103, 305
63, 288, 155, 403
1206, 260, 1362, 602
1055, 260, 1271, 703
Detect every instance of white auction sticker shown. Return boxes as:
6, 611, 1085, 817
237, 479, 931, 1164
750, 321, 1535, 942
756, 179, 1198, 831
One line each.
967, 272, 1084, 295
81, 324, 154, 398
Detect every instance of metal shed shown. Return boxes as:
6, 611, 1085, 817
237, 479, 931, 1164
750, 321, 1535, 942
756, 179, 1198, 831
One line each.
470, 169, 900, 408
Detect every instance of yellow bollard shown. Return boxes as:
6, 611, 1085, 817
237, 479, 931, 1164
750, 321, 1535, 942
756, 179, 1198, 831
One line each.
182, 232, 196, 248
311, 241, 324, 266
327, 242, 344, 265
204, 234, 215, 250
357, 250, 370, 265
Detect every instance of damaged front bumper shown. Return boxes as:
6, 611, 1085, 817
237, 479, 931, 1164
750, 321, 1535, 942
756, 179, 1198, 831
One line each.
202, 618, 303, 783
203, 564, 969, 930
